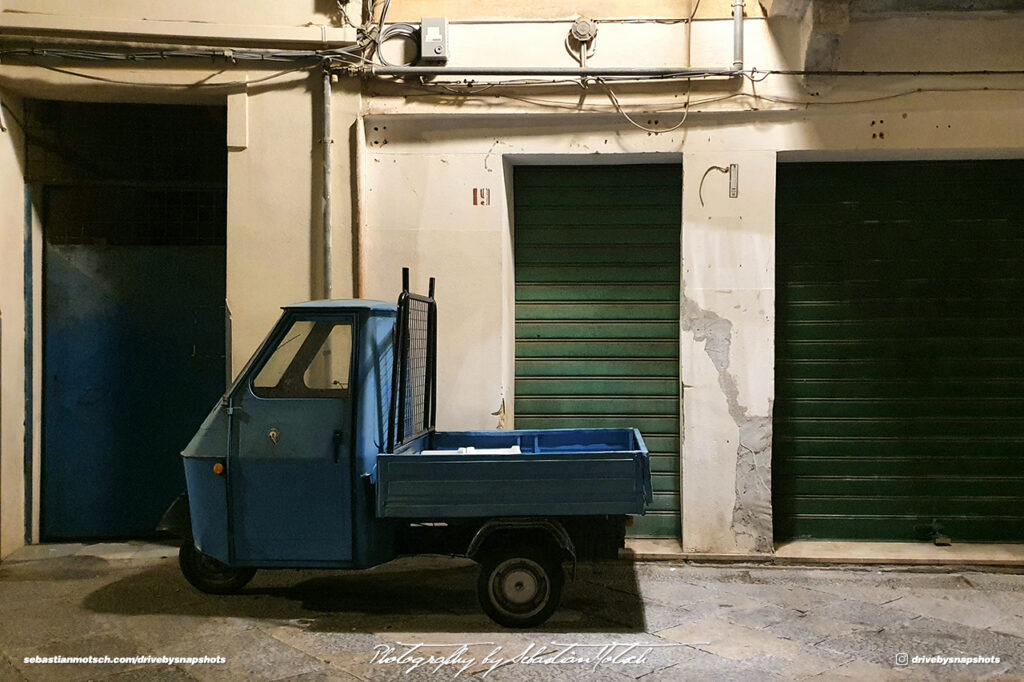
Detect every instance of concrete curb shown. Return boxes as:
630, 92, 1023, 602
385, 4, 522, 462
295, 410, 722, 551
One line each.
621, 539, 1024, 568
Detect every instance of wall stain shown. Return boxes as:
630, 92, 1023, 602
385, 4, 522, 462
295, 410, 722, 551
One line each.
682, 289, 773, 553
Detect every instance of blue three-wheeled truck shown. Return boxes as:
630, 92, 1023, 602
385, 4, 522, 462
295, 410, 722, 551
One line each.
159, 269, 652, 627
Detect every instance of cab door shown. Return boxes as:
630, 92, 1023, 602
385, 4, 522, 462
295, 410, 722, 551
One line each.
229, 312, 356, 563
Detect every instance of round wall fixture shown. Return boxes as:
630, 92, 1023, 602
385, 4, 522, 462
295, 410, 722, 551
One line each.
570, 18, 598, 43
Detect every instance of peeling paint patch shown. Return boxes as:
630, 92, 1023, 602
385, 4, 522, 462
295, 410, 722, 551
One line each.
683, 292, 773, 553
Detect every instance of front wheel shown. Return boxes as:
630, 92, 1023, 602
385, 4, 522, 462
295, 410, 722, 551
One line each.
179, 542, 256, 595
477, 545, 563, 628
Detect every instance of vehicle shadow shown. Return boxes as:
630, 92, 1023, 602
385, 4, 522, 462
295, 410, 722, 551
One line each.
82, 555, 648, 633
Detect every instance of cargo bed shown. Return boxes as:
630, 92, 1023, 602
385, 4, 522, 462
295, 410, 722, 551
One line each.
375, 428, 651, 518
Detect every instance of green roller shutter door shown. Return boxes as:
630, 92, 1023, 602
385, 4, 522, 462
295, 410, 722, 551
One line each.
513, 164, 682, 539
774, 160, 1024, 542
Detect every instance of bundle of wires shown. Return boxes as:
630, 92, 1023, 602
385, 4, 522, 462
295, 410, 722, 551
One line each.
373, 0, 419, 66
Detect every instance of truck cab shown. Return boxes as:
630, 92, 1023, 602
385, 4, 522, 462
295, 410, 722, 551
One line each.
177, 299, 400, 569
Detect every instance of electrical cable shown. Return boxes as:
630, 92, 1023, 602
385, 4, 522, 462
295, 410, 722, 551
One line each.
753, 68, 1024, 77
394, 84, 736, 114
436, 81, 498, 95
748, 86, 1024, 107
335, 0, 358, 29
5, 38, 1024, 111
564, 33, 597, 67
386, 77, 1024, 113
375, 0, 391, 35
7, 38, 1024, 83
36, 63, 316, 87
369, 0, 420, 66
599, 77, 692, 134
377, 23, 420, 67
698, 165, 730, 207
363, 65, 1024, 83
0, 40, 375, 90
323, 49, 375, 65
744, 67, 772, 83
374, 0, 391, 58
688, 0, 704, 23
0, 44, 370, 62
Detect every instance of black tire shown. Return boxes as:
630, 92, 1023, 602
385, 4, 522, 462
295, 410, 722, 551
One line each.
477, 545, 564, 628
178, 541, 256, 595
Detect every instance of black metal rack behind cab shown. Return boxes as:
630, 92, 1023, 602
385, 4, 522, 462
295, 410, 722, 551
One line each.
387, 267, 438, 452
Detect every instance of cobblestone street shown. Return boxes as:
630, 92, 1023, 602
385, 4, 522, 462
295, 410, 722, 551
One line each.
1, 543, 1022, 680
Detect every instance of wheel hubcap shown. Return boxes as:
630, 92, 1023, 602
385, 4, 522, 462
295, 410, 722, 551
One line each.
501, 569, 539, 604
489, 558, 549, 619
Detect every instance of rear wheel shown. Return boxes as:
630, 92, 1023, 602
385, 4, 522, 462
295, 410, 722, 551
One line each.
179, 542, 256, 594
477, 545, 563, 628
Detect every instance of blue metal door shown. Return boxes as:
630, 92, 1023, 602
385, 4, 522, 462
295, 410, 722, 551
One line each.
228, 314, 355, 563
43, 244, 226, 538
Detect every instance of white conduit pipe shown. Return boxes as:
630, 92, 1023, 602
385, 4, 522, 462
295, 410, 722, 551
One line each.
733, 1, 745, 71
322, 69, 333, 300
353, 116, 366, 297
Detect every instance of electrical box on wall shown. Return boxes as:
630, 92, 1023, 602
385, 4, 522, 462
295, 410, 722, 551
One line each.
420, 17, 449, 63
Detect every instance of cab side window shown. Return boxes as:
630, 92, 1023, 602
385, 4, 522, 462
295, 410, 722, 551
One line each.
252, 319, 353, 399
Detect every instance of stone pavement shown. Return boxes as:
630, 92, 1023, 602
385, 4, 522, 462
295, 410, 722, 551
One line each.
1, 542, 1023, 681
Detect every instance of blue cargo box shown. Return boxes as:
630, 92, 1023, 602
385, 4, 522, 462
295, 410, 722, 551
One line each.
375, 428, 652, 518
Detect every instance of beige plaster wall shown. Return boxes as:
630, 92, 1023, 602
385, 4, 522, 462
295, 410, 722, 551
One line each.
0, 89, 25, 558
227, 74, 360, 377
226, 72, 321, 377
2, 4, 1024, 554
361, 150, 509, 429
681, 150, 775, 554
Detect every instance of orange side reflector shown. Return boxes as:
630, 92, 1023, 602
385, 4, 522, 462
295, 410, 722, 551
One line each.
212, 462, 225, 475
625, 516, 634, 527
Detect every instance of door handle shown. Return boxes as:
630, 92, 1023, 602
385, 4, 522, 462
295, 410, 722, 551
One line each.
333, 430, 343, 464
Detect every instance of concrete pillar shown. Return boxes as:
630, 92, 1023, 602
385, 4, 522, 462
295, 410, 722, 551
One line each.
681, 150, 776, 555
0, 89, 27, 558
